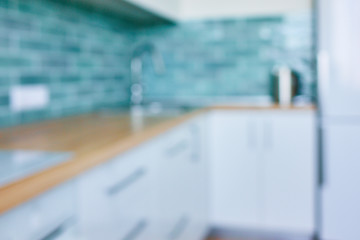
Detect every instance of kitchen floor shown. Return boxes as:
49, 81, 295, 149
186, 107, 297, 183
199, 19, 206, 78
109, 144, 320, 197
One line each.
206, 235, 303, 240
207, 238, 287, 240
207, 237, 268, 240
207, 236, 309, 240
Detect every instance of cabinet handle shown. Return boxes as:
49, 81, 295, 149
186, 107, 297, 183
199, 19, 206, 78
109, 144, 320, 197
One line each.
318, 125, 326, 186
166, 140, 190, 157
263, 120, 273, 150
121, 219, 147, 240
107, 168, 146, 196
40, 218, 71, 240
168, 216, 189, 240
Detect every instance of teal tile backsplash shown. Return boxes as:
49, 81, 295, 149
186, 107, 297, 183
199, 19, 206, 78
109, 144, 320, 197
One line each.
134, 13, 314, 102
0, 0, 314, 128
0, 0, 134, 127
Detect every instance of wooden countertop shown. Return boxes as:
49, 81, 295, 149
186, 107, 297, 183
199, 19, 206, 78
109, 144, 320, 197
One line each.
0, 105, 315, 214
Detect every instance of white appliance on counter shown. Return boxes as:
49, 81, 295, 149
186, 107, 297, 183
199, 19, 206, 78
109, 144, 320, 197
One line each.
318, 0, 360, 239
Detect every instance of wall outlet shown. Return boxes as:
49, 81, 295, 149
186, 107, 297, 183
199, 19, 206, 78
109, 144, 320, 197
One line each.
10, 85, 49, 112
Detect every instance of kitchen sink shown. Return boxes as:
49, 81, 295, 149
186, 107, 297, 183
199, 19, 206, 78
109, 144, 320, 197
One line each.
98, 103, 199, 118
0, 151, 72, 187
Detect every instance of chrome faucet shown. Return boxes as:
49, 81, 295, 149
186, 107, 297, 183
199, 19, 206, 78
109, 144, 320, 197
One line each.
130, 42, 165, 108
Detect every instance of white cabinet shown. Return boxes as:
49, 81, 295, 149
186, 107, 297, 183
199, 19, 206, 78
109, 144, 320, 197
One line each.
261, 111, 316, 233
155, 116, 209, 240
209, 111, 261, 229
154, 127, 192, 240
176, 116, 209, 240
209, 110, 316, 235
127, 0, 311, 21
76, 116, 209, 240
76, 0, 311, 22
126, 0, 180, 20
180, 0, 312, 20
76, 165, 117, 240
322, 124, 360, 240
76, 140, 160, 240
0, 182, 76, 240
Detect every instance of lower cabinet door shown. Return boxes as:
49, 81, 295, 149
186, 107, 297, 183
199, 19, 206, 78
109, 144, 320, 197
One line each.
209, 111, 261, 229
0, 182, 76, 240
76, 120, 209, 240
155, 126, 194, 240
106, 162, 153, 240
261, 112, 316, 234
77, 142, 161, 240
209, 110, 316, 235
322, 124, 360, 240
76, 165, 118, 240
156, 119, 209, 240
181, 118, 210, 240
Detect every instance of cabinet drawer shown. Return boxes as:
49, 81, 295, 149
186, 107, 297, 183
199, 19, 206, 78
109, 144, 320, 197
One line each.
77, 140, 162, 240
76, 163, 120, 240
0, 182, 75, 240
106, 162, 152, 239
164, 126, 193, 159
107, 152, 147, 188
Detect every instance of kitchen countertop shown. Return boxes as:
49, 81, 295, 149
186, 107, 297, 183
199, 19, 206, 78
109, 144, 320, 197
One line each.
0, 105, 315, 214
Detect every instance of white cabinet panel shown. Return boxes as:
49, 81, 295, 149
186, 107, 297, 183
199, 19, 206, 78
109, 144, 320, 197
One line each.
76, 117, 209, 240
126, 0, 180, 20
318, 0, 360, 117
180, 0, 311, 20
77, 140, 162, 240
76, 165, 118, 240
126, 0, 311, 21
322, 124, 360, 240
0, 182, 76, 240
156, 125, 193, 240
107, 164, 152, 240
261, 111, 316, 233
210, 110, 316, 235
209, 111, 261, 229
180, 116, 210, 240
153, 116, 209, 240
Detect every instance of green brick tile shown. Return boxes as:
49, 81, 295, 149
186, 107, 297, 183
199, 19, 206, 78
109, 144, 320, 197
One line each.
42, 56, 68, 68
20, 74, 50, 84
20, 39, 53, 51
60, 75, 82, 83
19, 109, 50, 124
0, 93, 9, 106
0, 15, 33, 31
0, 0, 10, 8
61, 41, 82, 53
0, 56, 31, 67
0, 115, 19, 129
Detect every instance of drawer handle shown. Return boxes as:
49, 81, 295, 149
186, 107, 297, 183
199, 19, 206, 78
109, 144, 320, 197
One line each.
166, 140, 190, 157
168, 216, 189, 240
40, 218, 70, 240
121, 219, 147, 240
107, 168, 146, 196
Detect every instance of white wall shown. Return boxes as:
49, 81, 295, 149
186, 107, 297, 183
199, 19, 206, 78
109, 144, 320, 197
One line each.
179, 0, 312, 20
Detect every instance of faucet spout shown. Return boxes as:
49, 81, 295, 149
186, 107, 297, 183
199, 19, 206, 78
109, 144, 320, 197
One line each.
130, 42, 165, 107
